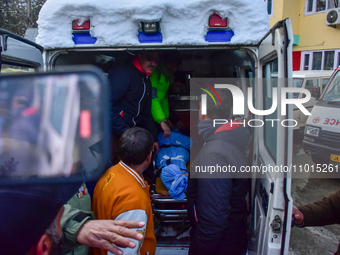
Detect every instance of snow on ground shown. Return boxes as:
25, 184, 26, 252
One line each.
36, 0, 270, 49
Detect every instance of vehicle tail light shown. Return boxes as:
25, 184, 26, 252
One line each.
72, 20, 90, 31
209, 14, 227, 27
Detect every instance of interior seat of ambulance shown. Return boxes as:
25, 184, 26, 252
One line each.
53, 49, 254, 245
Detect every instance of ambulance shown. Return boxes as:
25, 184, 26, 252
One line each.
303, 67, 340, 165
1, 0, 296, 253
292, 70, 333, 131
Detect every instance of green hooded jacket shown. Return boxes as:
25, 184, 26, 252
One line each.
150, 65, 172, 123
61, 183, 94, 255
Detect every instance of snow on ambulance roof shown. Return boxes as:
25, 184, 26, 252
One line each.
36, 0, 270, 49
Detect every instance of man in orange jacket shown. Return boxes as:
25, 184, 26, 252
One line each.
92, 127, 156, 255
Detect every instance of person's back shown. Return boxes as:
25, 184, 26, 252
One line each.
92, 127, 156, 255
187, 87, 250, 255
92, 162, 155, 255
187, 123, 250, 255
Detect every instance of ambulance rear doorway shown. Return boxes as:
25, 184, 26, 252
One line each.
48, 47, 257, 251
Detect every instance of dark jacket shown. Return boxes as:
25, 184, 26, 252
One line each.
298, 189, 340, 255
187, 122, 250, 255
108, 63, 157, 141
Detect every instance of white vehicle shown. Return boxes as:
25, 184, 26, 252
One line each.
303, 67, 340, 165
293, 70, 333, 130
2, 0, 296, 253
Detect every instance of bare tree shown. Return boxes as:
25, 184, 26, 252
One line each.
0, 0, 46, 36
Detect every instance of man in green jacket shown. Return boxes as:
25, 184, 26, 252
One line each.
150, 52, 183, 138
62, 183, 145, 255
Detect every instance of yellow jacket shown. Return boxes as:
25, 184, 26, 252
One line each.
92, 161, 156, 255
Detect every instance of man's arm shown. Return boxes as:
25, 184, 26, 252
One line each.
61, 205, 145, 255
76, 219, 145, 255
294, 189, 340, 227
61, 204, 95, 254
110, 209, 148, 255
151, 88, 171, 139
151, 87, 167, 124
108, 67, 131, 135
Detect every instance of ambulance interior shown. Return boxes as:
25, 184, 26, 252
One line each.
52, 48, 261, 251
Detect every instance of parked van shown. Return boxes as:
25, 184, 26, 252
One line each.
303, 67, 340, 165
293, 70, 333, 130
2, 1, 296, 253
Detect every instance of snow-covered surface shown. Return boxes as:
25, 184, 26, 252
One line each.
36, 0, 270, 49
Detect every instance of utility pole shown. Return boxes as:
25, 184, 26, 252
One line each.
27, 0, 32, 28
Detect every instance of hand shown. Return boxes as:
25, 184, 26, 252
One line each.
153, 142, 159, 154
292, 205, 304, 225
76, 220, 145, 255
160, 122, 171, 138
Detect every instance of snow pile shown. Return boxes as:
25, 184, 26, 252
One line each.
36, 0, 270, 49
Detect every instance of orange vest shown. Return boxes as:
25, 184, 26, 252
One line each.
92, 161, 156, 255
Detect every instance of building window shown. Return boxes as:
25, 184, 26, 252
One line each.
264, 0, 273, 16
304, 54, 310, 70
301, 50, 339, 70
312, 52, 322, 70
328, 0, 339, 9
305, 0, 337, 15
324, 51, 335, 70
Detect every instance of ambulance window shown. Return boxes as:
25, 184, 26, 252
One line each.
293, 78, 303, 98
1, 63, 35, 73
322, 70, 340, 101
305, 79, 318, 95
50, 85, 68, 134
322, 78, 330, 91
263, 60, 278, 161
246, 70, 254, 87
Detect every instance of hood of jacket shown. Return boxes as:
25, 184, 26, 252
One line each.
200, 120, 251, 153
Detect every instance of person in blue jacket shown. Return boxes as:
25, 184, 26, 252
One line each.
108, 51, 159, 164
187, 88, 250, 255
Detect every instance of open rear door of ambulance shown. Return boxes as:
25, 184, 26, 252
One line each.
249, 18, 294, 255
0, 29, 43, 73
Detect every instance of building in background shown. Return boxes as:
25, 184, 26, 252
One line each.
268, 0, 340, 71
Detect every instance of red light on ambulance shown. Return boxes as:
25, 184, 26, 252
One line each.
72, 20, 90, 30
209, 14, 227, 27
